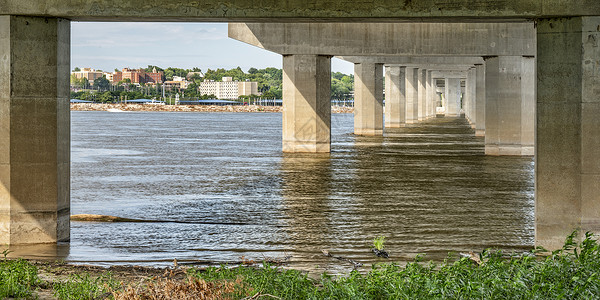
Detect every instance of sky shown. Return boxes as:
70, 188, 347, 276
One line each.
71, 22, 354, 74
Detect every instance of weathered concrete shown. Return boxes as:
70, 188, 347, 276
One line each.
536, 16, 600, 250
1, 0, 599, 21
426, 71, 435, 118
229, 23, 536, 57
484, 56, 534, 156
0, 16, 70, 244
339, 56, 484, 66
354, 62, 383, 135
405, 68, 419, 124
445, 78, 462, 117
384, 66, 406, 128
418, 69, 427, 121
475, 64, 486, 136
282, 55, 331, 152
521, 57, 535, 155
465, 68, 477, 128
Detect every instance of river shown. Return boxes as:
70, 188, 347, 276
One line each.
13, 111, 536, 274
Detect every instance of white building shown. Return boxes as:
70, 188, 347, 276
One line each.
199, 77, 259, 99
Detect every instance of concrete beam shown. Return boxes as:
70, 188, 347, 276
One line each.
229, 23, 535, 57
1, 0, 598, 21
431, 70, 468, 78
338, 56, 485, 65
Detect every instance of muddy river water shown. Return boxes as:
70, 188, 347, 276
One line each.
13, 111, 535, 274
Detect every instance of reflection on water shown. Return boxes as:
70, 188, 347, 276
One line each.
9, 112, 534, 274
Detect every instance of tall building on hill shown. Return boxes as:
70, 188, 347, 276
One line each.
71, 68, 103, 82
112, 68, 164, 84
199, 77, 258, 99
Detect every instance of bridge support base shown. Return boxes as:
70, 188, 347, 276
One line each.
484, 56, 535, 156
536, 16, 600, 250
0, 16, 70, 244
354, 62, 383, 135
384, 66, 406, 128
282, 54, 331, 153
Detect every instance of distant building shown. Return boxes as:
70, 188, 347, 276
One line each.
199, 77, 259, 99
71, 68, 103, 82
164, 76, 192, 91
112, 67, 164, 84
103, 72, 114, 82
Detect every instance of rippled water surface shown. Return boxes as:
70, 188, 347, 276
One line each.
16, 111, 536, 273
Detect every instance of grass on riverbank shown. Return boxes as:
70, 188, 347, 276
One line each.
2, 232, 600, 299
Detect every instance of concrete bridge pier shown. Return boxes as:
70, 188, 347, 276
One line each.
426, 71, 435, 118
484, 56, 534, 156
384, 66, 406, 128
405, 68, 419, 123
354, 62, 384, 135
418, 69, 427, 121
475, 64, 486, 136
444, 78, 462, 117
536, 16, 600, 250
282, 54, 332, 152
0, 16, 70, 244
465, 67, 477, 128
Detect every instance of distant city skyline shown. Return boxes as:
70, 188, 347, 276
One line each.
71, 22, 354, 75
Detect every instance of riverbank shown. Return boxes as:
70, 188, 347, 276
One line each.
70, 103, 354, 113
2, 232, 598, 299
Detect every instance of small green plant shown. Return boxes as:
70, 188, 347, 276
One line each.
1, 249, 11, 259
373, 236, 385, 251
0, 258, 40, 299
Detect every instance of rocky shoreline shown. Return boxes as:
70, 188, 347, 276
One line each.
70, 103, 354, 113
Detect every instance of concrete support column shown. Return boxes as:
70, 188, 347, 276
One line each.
426, 71, 435, 118
282, 54, 331, 152
354, 62, 383, 135
536, 17, 600, 250
521, 57, 535, 155
475, 64, 486, 136
465, 67, 477, 127
445, 78, 461, 117
484, 56, 534, 155
384, 66, 406, 128
405, 67, 419, 123
418, 69, 427, 121
0, 16, 70, 244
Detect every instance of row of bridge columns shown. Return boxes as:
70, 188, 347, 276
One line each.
282, 55, 535, 155
1, 16, 599, 251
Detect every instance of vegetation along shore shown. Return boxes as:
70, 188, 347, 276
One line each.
1, 232, 599, 299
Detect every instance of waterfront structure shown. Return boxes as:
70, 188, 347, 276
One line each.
0, 1, 598, 252
71, 68, 103, 82
112, 67, 164, 84
199, 77, 258, 99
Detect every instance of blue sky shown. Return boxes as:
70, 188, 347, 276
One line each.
71, 22, 354, 74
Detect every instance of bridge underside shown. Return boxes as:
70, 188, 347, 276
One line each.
0, 1, 599, 251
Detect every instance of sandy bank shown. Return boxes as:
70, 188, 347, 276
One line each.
71, 103, 354, 113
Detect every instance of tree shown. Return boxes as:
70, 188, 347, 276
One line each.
93, 76, 110, 91
73, 67, 81, 72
